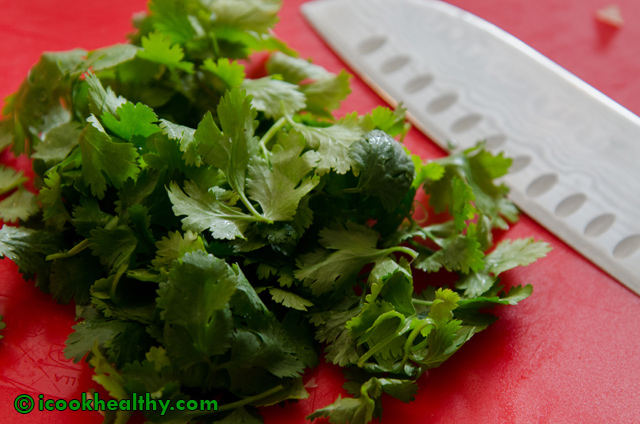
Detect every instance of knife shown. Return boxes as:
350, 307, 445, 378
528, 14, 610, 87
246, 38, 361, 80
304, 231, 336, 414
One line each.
301, 0, 640, 295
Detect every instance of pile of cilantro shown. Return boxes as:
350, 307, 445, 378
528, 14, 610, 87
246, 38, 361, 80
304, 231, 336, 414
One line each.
0, 1, 550, 423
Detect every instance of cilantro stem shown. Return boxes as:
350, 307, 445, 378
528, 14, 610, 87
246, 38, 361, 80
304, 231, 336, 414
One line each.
357, 312, 407, 367
110, 264, 128, 301
216, 384, 285, 411
238, 191, 272, 223
259, 116, 286, 162
411, 299, 434, 306
389, 246, 418, 260
45, 239, 90, 261
399, 319, 434, 373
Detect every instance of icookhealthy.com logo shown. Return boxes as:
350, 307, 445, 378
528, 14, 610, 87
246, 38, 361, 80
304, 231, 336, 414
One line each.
14, 392, 218, 416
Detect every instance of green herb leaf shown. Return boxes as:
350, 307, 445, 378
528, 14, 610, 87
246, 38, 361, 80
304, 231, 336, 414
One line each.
242, 77, 306, 118
0, 186, 39, 223
157, 251, 238, 368
137, 31, 194, 73
79, 118, 141, 199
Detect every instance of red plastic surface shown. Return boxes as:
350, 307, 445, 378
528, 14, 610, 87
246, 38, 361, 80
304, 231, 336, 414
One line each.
1, 0, 639, 423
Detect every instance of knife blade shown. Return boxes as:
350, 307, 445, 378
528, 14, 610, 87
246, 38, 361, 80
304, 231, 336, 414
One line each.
301, 0, 640, 295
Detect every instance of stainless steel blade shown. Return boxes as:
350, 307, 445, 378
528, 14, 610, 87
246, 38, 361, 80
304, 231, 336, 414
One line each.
302, 0, 640, 294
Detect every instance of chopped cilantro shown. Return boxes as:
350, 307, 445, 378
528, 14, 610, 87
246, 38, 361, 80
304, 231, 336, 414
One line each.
0, 1, 550, 423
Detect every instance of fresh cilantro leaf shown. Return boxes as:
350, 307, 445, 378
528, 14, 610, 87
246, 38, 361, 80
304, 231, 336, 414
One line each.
71, 198, 114, 238
308, 395, 374, 424
227, 326, 306, 384
79, 118, 141, 199
325, 327, 360, 367
202, 57, 246, 89
292, 113, 363, 174
85, 73, 126, 117
151, 230, 205, 269
267, 52, 332, 84
89, 222, 138, 269
346, 300, 396, 340
428, 288, 460, 326
196, 89, 263, 220
251, 377, 309, 406
412, 160, 445, 189
366, 257, 415, 317
246, 131, 319, 221
31, 121, 82, 166
209, 0, 281, 34
269, 288, 313, 311
137, 31, 194, 73
421, 145, 518, 231
308, 378, 382, 424
5, 50, 85, 154
0, 186, 39, 223
241, 77, 306, 118
378, 378, 418, 403
0, 226, 59, 276
159, 119, 199, 166
157, 251, 237, 368
310, 304, 361, 366
167, 180, 253, 240
456, 238, 550, 297
457, 284, 534, 311
451, 175, 476, 231
0, 166, 28, 195
299, 70, 351, 118
85, 44, 138, 71
361, 106, 410, 138
348, 130, 415, 212
356, 310, 407, 368
147, 0, 197, 45
295, 222, 416, 295
485, 238, 552, 275
414, 229, 485, 274
65, 315, 131, 362
101, 102, 160, 144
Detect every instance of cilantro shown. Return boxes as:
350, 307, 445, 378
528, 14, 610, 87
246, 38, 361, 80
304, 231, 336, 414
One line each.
0, 2, 551, 424
202, 58, 246, 89
209, 0, 281, 34
31, 121, 83, 166
0, 186, 39, 223
291, 112, 364, 174
0, 166, 28, 195
267, 52, 333, 84
246, 131, 320, 222
137, 31, 194, 73
294, 222, 417, 295
0, 226, 59, 278
167, 180, 253, 240
79, 118, 141, 199
101, 101, 160, 144
268, 288, 314, 311
241, 77, 306, 118
157, 251, 237, 367
348, 130, 415, 212
299, 70, 351, 118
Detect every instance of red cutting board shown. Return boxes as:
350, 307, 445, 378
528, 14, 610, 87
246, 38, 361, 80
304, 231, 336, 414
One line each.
1, 1, 639, 423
